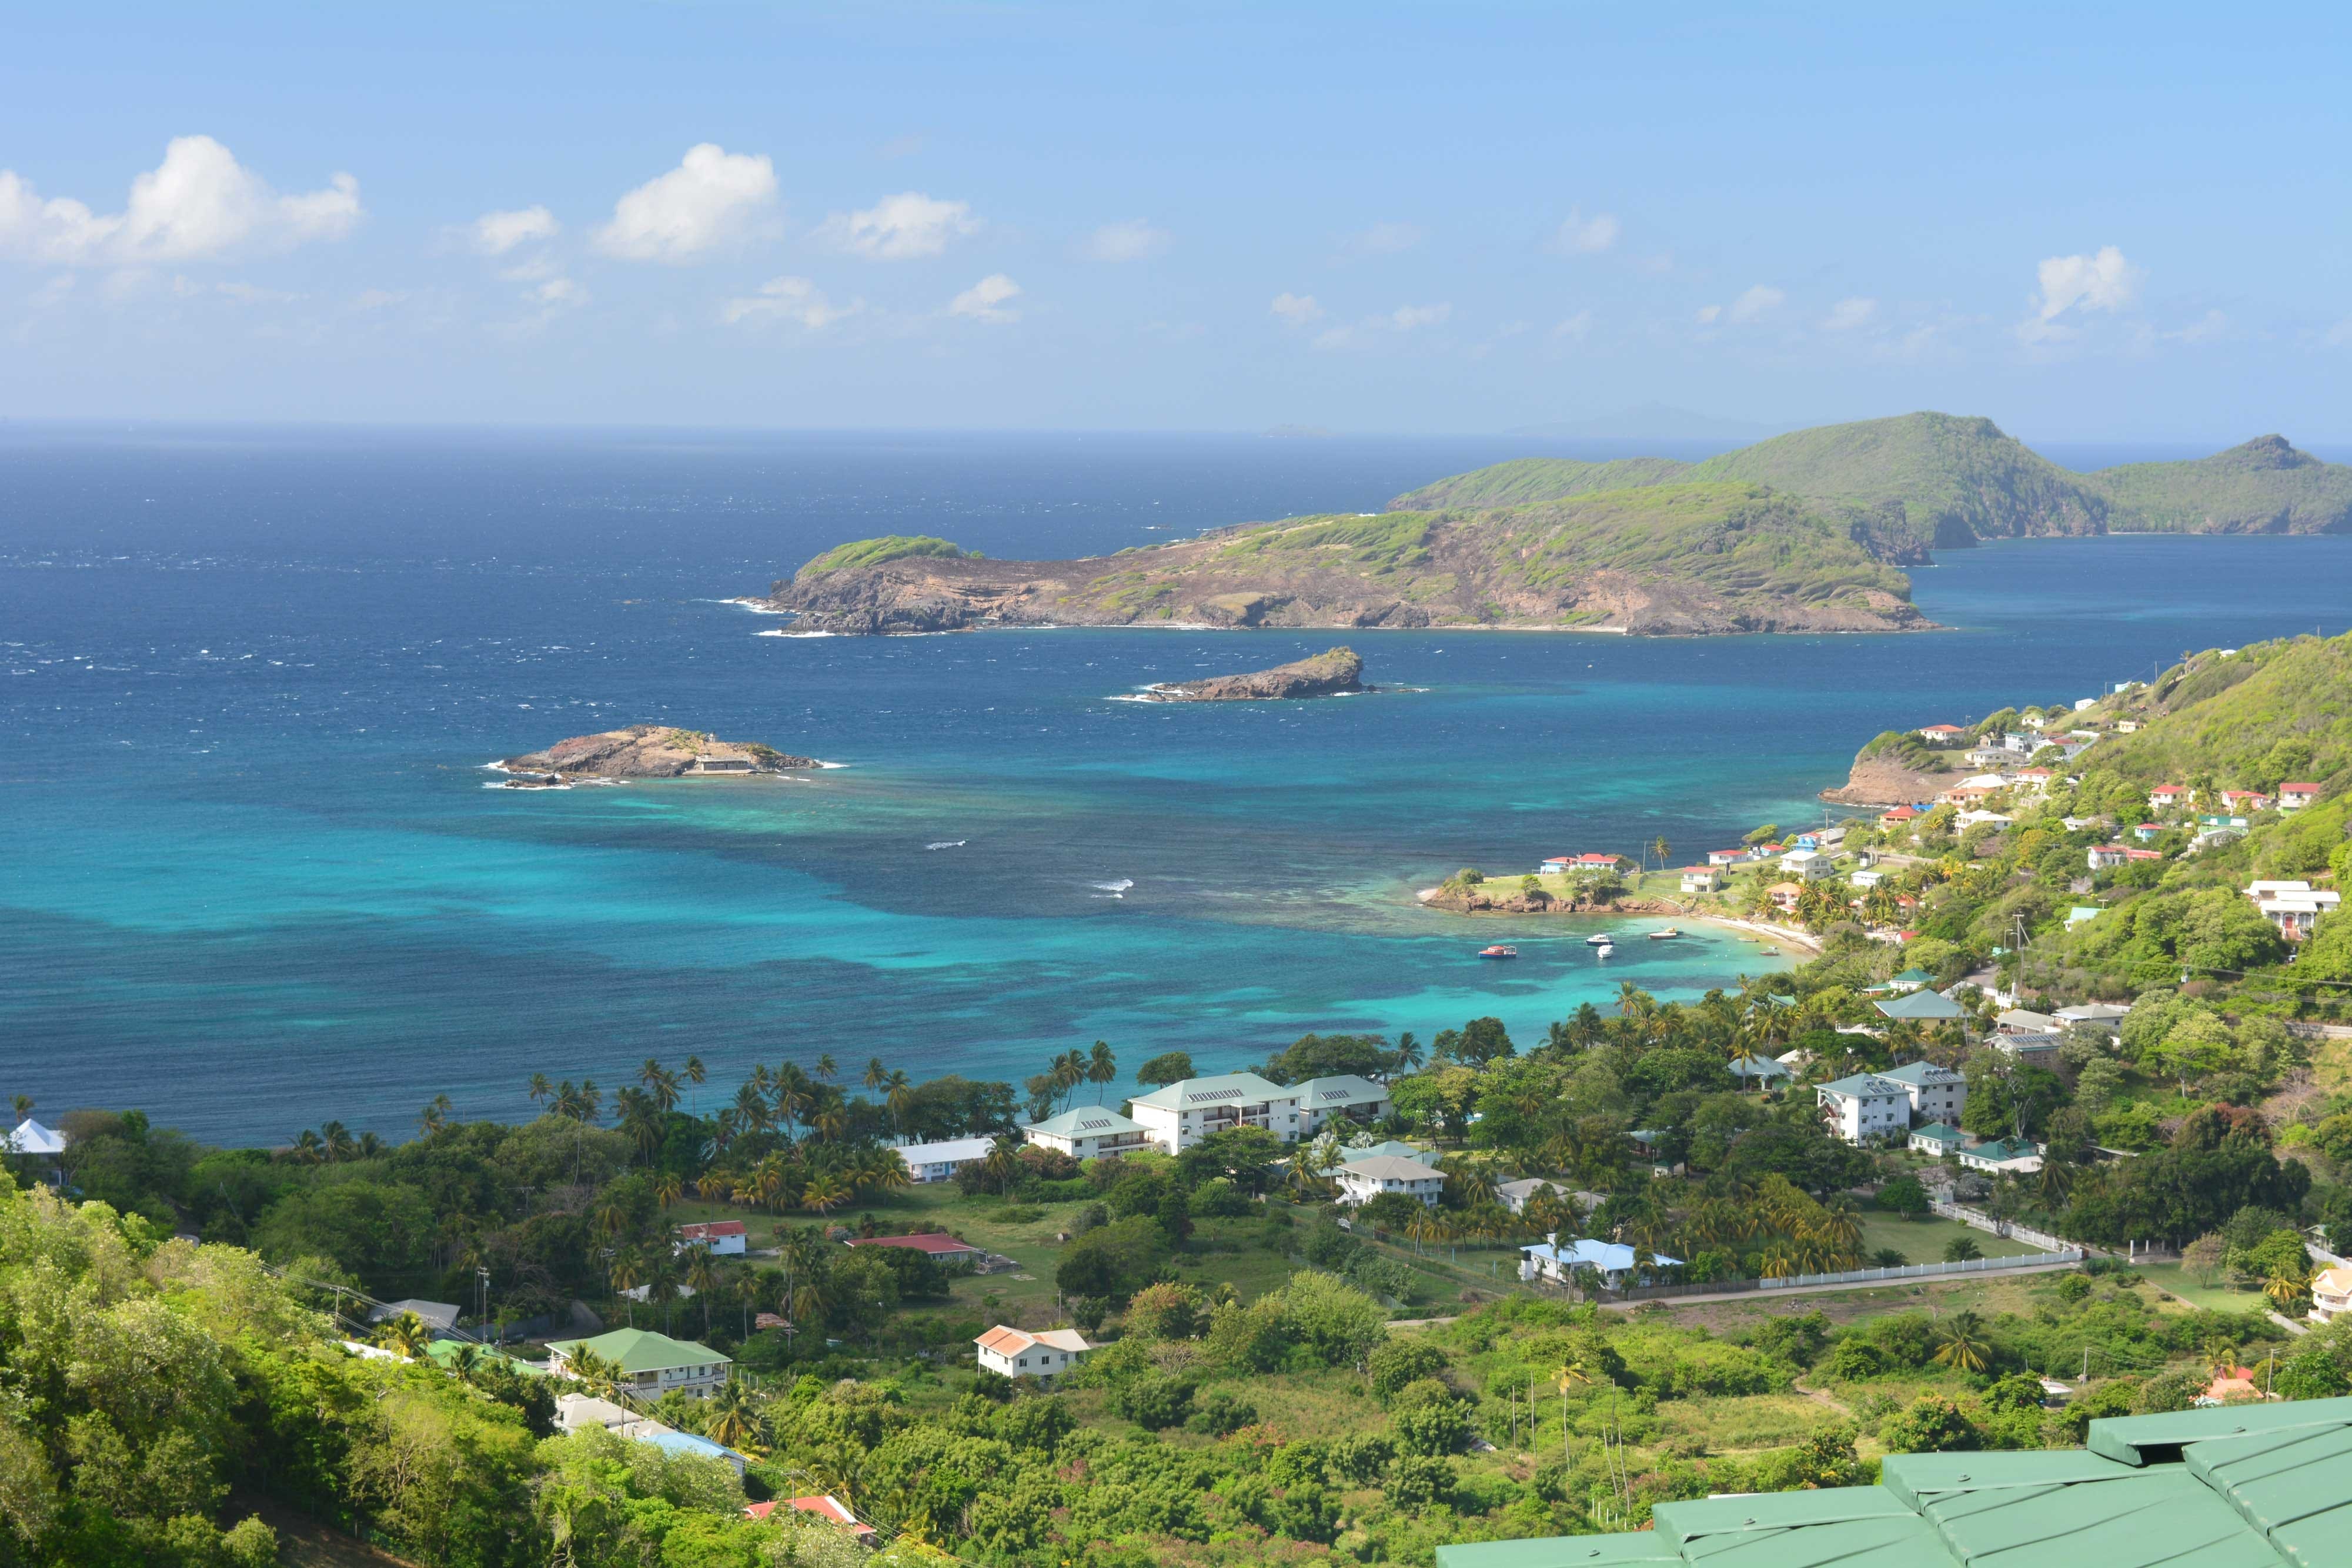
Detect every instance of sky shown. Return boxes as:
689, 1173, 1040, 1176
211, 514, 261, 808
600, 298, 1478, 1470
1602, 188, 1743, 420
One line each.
3, 2, 2349, 441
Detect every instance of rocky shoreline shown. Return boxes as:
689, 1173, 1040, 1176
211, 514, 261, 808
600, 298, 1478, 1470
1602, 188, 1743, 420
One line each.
1415, 888, 1689, 917
499, 724, 818, 782
1132, 647, 1367, 702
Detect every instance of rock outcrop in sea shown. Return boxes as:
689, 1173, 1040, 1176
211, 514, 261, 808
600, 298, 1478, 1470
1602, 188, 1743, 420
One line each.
1138, 647, 1367, 702
500, 724, 814, 779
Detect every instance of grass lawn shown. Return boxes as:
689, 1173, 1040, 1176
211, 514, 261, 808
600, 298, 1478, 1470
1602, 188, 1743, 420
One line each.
1656, 1392, 1842, 1454
1856, 1212, 2050, 1265
2135, 1261, 2284, 1315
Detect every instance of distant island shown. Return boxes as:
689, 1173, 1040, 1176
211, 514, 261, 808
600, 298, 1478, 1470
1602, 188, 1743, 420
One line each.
499, 724, 816, 781
1132, 646, 1367, 701
753, 412, 2352, 638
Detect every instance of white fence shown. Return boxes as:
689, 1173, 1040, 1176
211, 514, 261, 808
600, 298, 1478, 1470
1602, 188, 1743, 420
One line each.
1758, 1249, 2082, 1290
1930, 1200, 2072, 1252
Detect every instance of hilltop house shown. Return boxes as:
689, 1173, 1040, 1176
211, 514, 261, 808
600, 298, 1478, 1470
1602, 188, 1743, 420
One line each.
2249, 881, 2341, 941
1909, 1122, 1968, 1157
1022, 1105, 1156, 1159
2311, 1266, 2352, 1325
1680, 865, 1724, 893
1497, 1176, 1577, 1215
1782, 848, 1835, 881
1727, 1052, 1792, 1088
1335, 1154, 1445, 1208
2133, 822, 2164, 842
2222, 789, 2271, 812
2149, 784, 2193, 812
1707, 847, 1755, 866
1816, 1072, 1911, 1144
1294, 1074, 1393, 1135
2088, 843, 2163, 870
1873, 988, 1964, 1024
844, 1233, 985, 1266
974, 1325, 1091, 1382
894, 1134, 998, 1183
1917, 723, 1966, 742
1879, 1060, 1967, 1125
2281, 783, 2321, 811
1127, 1071, 1304, 1152
744, 1497, 875, 1540
546, 1328, 731, 1399
1959, 1137, 2045, 1174
1849, 867, 1885, 890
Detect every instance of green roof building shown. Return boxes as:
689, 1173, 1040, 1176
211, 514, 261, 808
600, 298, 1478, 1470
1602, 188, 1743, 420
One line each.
1875, 987, 1965, 1021
546, 1327, 731, 1397
1435, 1395, 2352, 1567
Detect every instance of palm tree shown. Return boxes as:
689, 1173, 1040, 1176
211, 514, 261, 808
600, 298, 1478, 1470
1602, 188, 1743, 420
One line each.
683, 1242, 721, 1336
1086, 1041, 1117, 1104
445, 1341, 482, 1379
527, 1072, 552, 1111
772, 1064, 812, 1143
9, 1094, 31, 1123
814, 1054, 838, 1084
375, 1310, 433, 1359
1933, 1310, 1993, 1373
863, 1057, 888, 1094
884, 1069, 914, 1134
357, 1132, 384, 1159
2266, 1261, 2311, 1309
1652, 835, 1670, 870
706, 1372, 759, 1451
809, 1089, 850, 1144
594, 1198, 630, 1239
734, 1081, 773, 1141
681, 1055, 706, 1115
320, 1121, 357, 1164
417, 1094, 454, 1137
287, 1129, 324, 1165
978, 1134, 1023, 1196
646, 1255, 684, 1335
801, 1173, 850, 1215
564, 1345, 626, 1400
655, 1171, 684, 1209
638, 1057, 667, 1103
1392, 1032, 1425, 1073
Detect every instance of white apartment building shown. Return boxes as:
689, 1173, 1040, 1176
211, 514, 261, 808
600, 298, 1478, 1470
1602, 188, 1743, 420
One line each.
1127, 1071, 1303, 1152
1815, 1072, 1911, 1145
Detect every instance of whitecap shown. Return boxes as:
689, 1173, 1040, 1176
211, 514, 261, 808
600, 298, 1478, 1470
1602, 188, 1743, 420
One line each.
816, 760, 848, 769
1091, 878, 1135, 894
758, 628, 838, 638
926, 840, 967, 850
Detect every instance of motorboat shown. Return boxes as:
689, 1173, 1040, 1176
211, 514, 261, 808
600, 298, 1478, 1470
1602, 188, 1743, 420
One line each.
1584, 932, 1617, 946
1477, 944, 1519, 959
1595, 941, 1615, 958
1648, 927, 1681, 940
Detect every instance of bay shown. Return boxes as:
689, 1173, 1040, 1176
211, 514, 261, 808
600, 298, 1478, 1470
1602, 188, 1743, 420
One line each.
5, 427, 2350, 1142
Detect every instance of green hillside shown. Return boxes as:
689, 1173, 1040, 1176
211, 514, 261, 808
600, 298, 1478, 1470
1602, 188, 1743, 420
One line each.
2082, 632, 2352, 796
1387, 454, 1693, 511
2087, 434, 2352, 534
1683, 412, 2110, 548
797, 534, 970, 577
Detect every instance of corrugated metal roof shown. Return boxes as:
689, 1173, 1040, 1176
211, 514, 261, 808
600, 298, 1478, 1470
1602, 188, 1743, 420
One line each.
1464, 1396, 2352, 1568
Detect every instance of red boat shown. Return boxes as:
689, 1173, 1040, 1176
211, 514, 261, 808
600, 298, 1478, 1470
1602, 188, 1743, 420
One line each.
1477, 945, 1519, 959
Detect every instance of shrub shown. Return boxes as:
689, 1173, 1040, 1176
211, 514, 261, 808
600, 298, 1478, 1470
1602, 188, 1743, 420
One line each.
1329, 1432, 1397, 1485
1822, 1340, 1886, 1381
1368, 1338, 1450, 1402
1187, 1389, 1258, 1436
1943, 1236, 1984, 1262
1112, 1372, 1197, 1430
1124, 1281, 1208, 1342
1385, 1455, 1457, 1510
1389, 1379, 1471, 1456
1879, 1395, 1980, 1453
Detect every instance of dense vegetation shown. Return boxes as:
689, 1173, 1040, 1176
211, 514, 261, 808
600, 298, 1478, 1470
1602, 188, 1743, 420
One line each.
797, 536, 973, 577
1387, 456, 1696, 512
2086, 434, 2352, 534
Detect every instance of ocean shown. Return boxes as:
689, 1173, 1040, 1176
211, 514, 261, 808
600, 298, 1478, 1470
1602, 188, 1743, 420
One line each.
6, 426, 2351, 1144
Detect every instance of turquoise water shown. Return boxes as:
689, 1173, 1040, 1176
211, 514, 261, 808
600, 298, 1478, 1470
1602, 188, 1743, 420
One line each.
7, 429, 2351, 1141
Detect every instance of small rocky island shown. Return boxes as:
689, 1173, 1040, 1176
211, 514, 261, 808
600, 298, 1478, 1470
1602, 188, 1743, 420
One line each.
1137, 647, 1368, 702
499, 724, 816, 782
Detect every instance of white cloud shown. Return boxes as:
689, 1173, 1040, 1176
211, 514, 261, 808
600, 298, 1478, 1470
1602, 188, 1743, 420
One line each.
1551, 208, 1619, 255
472, 206, 559, 256
595, 144, 777, 263
948, 273, 1021, 322
1389, 302, 1452, 330
532, 277, 588, 309
1083, 219, 1170, 262
723, 275, 859, 329
353, 289, 407, 312
820, 192, 977, 260
2168, 309, 2228, 343
1821, 296, 1877, 330
1341, 221, 1422, 256
1270, 292, 1323, 326
1696, 304, 1722, 325
1552, 310, 1593, 341
0, 136, 360, 265
2033, 245, 2140, 320
1725, 285, 1784, 324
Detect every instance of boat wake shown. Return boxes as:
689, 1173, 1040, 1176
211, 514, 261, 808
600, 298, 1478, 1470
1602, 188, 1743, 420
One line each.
1091, 878, 1135, 898
757, 628, 837, 638
926, 840, 967, 850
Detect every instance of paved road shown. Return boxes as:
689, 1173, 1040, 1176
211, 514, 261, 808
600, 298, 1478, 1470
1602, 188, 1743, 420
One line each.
1595, 1258, 2082, 1309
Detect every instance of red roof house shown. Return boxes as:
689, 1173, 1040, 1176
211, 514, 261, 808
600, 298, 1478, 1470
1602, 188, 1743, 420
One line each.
844, 1232, 984, 1262
2281, 783, 2321, 810
746, 1496, 877, 1537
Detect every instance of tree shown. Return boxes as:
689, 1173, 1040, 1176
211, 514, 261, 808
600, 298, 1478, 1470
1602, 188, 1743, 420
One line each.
1880, 1395, 1980, 1453
864, 1057, 888, 1093
2182, 1232, 2227, 1286
1085, 1041, 1118, 1104
1879, 1175, 1929, 1221
1943, 1235, 1983, 1263
1932, 1310, 1992, 1373
1134, 1051, 1195, 1089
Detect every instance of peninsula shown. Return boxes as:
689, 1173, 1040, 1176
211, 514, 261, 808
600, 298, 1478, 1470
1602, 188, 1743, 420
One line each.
499, 724, 816, 780
1134, 646, 1367, 701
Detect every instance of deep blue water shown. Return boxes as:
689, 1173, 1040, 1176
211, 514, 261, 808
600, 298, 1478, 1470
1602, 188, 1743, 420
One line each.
7, 427, 2352, 1143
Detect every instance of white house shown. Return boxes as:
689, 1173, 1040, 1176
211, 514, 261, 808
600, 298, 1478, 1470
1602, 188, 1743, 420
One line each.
974, 1325, 1091, 1381
1908, 1122, 1967, 1157
1707, 848, 1755, 867
2280, 783, 2321, 811
1497, 1176, 1576, 1215
894, 1135, 998, 1183
2247, 881, 2341, 941
1294, 1074, 1392, 1136
2310, 1266, 2352, 1325
2149, 784, 2193, 813
2053, 1002, 2130, 1034
5, 1118, 66, 1156
1680, 865, 1725, 893
546, 1328, 731, 1399
1958, 1138, 2044, 1174
1782, 848, 1836, 881
1335, 1154, 1444, 1208
1877, 1061, 1966, 1126
1849, 868, 1885, 890
1520, 1236, 1682, 1290
1816, 1072, 1911, 1145
1021, 1106, 1156, 1159
1727, 1052, 1792, 1088
1127, 1072, 1303, 1152
675, 1220, 748, 1256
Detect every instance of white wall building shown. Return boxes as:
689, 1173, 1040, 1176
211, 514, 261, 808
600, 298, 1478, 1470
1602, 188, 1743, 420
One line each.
674, 1221, 748, 1256
1127, 1072, 1303, 1152
974, 1325, 1091, 1380
1294, 1074, 1392, 1136
1021, 1106, 1156, 1159
1877, 1061, 1967, 1126
893, 1135, 998, 1183
1815, 1072, 1911, 1144
1334, 1154, 1444, 1208
1782, 849, 1836, 881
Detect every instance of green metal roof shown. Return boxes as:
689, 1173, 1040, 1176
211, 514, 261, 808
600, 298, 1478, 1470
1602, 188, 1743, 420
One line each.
1909, 1121, 1965, 1142
1468, 1396, 2352, 1568
1128, 1071, 1292, 1110
1874, 988, 1965, 1020
545, 1326, 729, 1375
1022, 1105, 1147, 1137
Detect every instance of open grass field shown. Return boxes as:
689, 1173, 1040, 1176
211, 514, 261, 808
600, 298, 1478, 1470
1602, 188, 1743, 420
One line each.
2133, 1261, 2287, 1315
1856, 1212, 2050, 1264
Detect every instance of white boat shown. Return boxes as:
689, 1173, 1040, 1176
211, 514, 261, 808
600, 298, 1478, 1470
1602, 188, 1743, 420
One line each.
1595, 941, 1615, 957
1584, 932, 1617, 947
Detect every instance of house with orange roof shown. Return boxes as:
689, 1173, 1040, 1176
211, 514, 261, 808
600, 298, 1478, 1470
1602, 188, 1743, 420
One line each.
745, 1496, 877, 1538
975, 1324, 1092, 1382
1766, 881, 1803, 913
2222, 789, 2272, 811
2149, 784, 2193, 811
2194, 1364, 2275, 1406
2311, 1265, 2352, 1324
2281, 782, 2321, 811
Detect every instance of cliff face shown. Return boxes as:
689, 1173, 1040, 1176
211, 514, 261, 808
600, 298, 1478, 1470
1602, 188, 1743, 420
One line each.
502, 725, 814, 778
763, 486, 1932, 638
1819, 755, 1967, 807
1141, 647, 1365, 701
